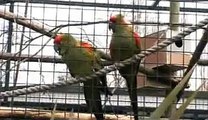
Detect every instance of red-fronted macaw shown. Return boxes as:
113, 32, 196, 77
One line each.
108, 14, 141, 120
54, 33, 112, 120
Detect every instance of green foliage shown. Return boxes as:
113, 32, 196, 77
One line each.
149, 64, 196, 119
170, 81, 206, 120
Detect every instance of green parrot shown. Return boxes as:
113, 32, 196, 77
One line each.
53, 33, 112, 120
108, 14, 141, 120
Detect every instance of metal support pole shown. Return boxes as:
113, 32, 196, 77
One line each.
4, 2, 14, 102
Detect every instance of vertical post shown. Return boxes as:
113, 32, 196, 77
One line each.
4, 2, 14, 102
13, 0, 29, 87
170, 0, 180, 31
166, 1, 180, 116
170, 0, 182, 47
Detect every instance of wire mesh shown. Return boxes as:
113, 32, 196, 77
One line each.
0, 0, 208, 119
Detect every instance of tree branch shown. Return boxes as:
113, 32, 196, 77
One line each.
0, 9, 53, 38
0, 52, 62, 63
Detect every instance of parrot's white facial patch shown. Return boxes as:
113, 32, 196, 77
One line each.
123, 17, 134, 29
123, 17, 131, 25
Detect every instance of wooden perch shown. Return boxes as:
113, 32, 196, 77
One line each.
0, 9, 53, 38
0, 51, 111, 66
0, 106, 132, 120
0, 52, 62, 63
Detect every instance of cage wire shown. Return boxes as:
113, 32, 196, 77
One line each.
0, 0, 208, 119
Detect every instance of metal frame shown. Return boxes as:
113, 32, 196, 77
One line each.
1, 0, 208, 119
0, 0, 208, 13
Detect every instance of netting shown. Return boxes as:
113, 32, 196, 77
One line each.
0, 0, 208, 119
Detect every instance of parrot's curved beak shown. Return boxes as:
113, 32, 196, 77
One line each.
54, 44, 60, 54
109, 22, 115, 33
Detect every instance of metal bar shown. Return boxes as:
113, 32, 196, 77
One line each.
13, 0, 29, 88
0, 0, 9, 5
151, 0, 161, 8
160, 0, 208, 2
46, 87, 208, 99
5, 0, 208, 13
170, 0, 180, 31
197, 59, 208, 66
4, 2, 14, 102
150, 0, 208, 2
5, 0, 208, 4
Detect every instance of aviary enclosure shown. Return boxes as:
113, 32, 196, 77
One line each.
0, 0, 208, 119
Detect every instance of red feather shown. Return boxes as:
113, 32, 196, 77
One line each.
80, 42, 94, 53
133, 32, 141, 47
109, 16, 116, 23
54, 34, 63, 44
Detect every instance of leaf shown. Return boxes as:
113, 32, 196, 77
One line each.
170, 81, 206, 120
149, 64, 196, 119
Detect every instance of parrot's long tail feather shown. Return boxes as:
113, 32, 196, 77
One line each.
99, 75, 113, 97
83, 79, 104, 120
119, 60, 140, 120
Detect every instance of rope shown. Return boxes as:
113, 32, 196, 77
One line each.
0, 18, 208, 99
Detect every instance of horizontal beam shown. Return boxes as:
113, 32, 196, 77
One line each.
4, 85, 208, 99
0, 52, 62, 63
48, 86, 208, 99
197, 59, 208, 66
152, 0, 208, 2
0, 52, 181, 85
4, 0, 208, 13
156, 0, 208, 2
2, 101, 208, 119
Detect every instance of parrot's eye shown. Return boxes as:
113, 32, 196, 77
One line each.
54, 34, 63, 44
109, 16, 116, 23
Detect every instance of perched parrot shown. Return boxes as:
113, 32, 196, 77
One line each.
108, 14, 141, 120
53, 33, 112, 120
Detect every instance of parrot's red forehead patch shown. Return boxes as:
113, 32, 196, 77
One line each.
109, 16, 117, 23
54, 34, 63, 44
